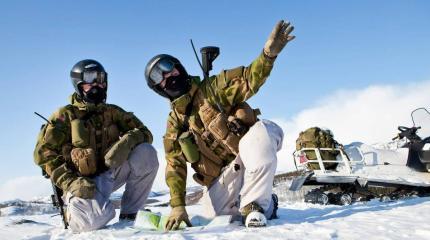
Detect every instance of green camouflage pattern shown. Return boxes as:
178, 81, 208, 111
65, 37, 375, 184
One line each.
34, 93, 153, 192
296, 127, 339, 170
164, 51, 276, 207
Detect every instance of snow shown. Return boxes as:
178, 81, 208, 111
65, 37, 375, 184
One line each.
1, 196, 430, 240
2, 119, 430, 239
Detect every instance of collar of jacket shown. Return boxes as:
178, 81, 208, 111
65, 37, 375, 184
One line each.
69, 93, 106, 113
170, 77, 200, 115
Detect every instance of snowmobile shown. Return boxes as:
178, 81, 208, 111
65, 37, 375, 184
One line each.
289, 107, 430, 205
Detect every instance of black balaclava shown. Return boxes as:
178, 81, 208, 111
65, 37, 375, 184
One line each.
160, 64, 191, 100
81, 85, 107, 104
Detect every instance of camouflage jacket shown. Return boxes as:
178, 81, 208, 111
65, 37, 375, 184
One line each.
34, 93, 153, 192
164, 52, 276, 207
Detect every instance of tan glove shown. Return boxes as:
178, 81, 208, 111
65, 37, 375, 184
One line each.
165, 206, 192, 230
104, 129, 145, 169
70, 148, 97, 176
264, 20, 295, 58
67, 177, 96, 199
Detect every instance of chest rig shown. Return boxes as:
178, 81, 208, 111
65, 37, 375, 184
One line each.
172, 85, 260, 186
65, 104, 122, 175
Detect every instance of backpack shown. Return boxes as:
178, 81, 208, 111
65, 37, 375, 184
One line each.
296, 127, 339, 170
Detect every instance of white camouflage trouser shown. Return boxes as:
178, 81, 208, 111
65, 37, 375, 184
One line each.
200, 119, 283, 219
65, 143, 159, 232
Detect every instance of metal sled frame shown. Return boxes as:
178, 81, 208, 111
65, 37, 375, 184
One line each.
294, 147, 364, 174
291, 147, 430, 191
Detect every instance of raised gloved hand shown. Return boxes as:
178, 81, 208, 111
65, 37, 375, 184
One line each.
104, 129, 145, 169
264, 20, 295, 58
165, 206, 192, 230
67, 177, 96, 199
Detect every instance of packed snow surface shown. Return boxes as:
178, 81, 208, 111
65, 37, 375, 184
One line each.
2, 139, 430, 239
1, 196, 430, 240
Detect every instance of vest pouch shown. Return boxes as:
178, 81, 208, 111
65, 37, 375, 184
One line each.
208, 113, 229, 140
223, 133, 240, 155
71, 119, 90, 148
193, 131, 225, 165
198, 101, 219, 126
178, 131, 200, 164
191, 155, 222, 178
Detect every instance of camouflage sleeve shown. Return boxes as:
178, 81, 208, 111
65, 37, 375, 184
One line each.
204, 51, 276, 107
33, 108, 79, 191
163, 112, 188, 207
111, 105, 153, 144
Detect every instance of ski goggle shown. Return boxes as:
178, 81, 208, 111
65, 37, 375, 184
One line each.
71, 71, 107, 84
82, 71, 107, 84
149, 58, 177, 85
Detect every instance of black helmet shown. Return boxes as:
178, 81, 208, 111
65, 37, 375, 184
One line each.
70, 59, 108, 104
145, 54, 190, 100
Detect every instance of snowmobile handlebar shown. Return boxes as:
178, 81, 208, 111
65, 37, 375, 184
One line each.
393, 126, 422, 142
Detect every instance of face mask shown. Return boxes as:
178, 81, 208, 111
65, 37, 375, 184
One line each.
163, 74, 190, 100
83, 86, 106, 104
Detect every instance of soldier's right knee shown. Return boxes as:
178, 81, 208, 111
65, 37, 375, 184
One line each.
67, 198, 116, 232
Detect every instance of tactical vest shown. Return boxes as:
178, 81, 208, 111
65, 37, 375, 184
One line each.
172, 85, 260, 186
36, 104, 122, 177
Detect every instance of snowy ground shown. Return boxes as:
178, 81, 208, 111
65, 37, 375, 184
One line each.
1, 194, 430, 240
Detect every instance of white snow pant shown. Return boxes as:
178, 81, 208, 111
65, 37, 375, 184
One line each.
65, 143, 159, 232
200, 120, 283, 219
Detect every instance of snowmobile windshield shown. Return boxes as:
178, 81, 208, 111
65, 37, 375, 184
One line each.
411, 108, 430, 139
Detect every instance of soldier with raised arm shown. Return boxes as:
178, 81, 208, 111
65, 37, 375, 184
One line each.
145, 20, 295, 229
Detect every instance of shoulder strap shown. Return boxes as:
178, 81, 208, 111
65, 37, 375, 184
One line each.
174, 101, 194, 135
64, 104, 78, 121
182, 103, 193, 131
178, 87, 200, 134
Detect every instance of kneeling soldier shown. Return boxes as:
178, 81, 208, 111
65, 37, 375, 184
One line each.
34, 60, 159, 232
145, 20, 295, 229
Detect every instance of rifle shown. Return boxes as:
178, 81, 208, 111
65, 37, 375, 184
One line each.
190, 40, 223, 114
42, 170, 68, 229
190, 41, 248, 136
35, 112, 68, 229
